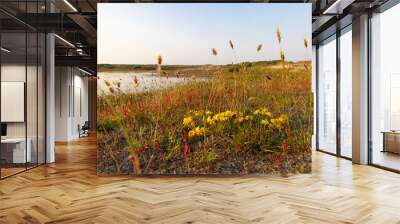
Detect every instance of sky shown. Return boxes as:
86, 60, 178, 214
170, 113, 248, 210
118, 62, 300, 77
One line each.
98, 3, 311, 65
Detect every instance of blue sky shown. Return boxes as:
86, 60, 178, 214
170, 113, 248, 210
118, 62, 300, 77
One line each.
98, 3, 311, 65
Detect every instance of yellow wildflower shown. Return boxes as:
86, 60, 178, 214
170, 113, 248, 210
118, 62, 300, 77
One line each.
245, 115, 254, 121
223, 110, 235, 117
260, 119, 269, 126
188, 130, 195, 138
188, 127, 205, 139
207, 116, 215, 125
270, 118, 283, 129
278, 114, 288, 122
194, 127, 205, 135
205, 110, 213, 116
254, 108, 272, 117
183, 116, 195, 127
213, 113, 228, 122
235, 116, 244, 124
260, 108, 272, 117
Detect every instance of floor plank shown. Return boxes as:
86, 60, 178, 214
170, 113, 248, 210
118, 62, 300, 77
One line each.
0, 135, 400, 223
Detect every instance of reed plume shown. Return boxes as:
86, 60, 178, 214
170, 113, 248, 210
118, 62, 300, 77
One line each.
104, 80, 111, 87
303, 37, 310, 71
229, 40, 234, 50
156, 54, 162, 73
256, 44, 263, 52
211, 48, 218, 56
211, 48, 218, 65
157, 54, 162, 65
276, 27, 282, 44
280, 49, 286, 71
229, 40, 237, 63
280, 50, 285, 63
276, 26, 285, 70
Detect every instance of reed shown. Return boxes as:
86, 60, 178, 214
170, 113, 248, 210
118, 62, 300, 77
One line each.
256, 44, 263, 52
156, 54, 162, 73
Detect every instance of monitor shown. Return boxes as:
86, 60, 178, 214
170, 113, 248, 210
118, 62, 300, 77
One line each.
1, 123, 7, 137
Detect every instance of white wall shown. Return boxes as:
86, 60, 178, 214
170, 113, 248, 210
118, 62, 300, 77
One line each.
71, 72, 89, 138
55, 67, 89, 141
1, 65, 36, 138
55, 66, 70, 141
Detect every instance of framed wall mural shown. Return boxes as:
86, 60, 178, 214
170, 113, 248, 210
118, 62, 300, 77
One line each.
97, 3, 312, 176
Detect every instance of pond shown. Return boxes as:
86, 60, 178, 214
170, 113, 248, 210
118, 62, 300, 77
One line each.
98, 72, 207, 95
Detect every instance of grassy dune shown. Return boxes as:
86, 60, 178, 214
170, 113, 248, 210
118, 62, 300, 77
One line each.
97, 61, 312, 175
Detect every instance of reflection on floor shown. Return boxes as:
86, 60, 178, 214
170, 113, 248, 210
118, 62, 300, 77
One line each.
0, 167, 25, 178
373, 150, 400, 171
0, 163, 42, 179
1, 136, 400, 223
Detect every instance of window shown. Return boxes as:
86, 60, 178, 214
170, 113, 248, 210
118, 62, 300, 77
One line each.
0, 3, 46, 179
370, 3, 400, 171
317, 35, 337, 154
339, 27, 352, 158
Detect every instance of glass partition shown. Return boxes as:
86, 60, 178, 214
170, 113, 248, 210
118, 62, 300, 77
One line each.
0, 3, 46, 179
1, 31, 28, 177
339, 27, 352, 158
317, 35, 337, 154
370, 4, 400, 171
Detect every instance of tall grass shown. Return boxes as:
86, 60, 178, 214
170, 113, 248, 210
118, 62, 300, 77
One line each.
97, 29, 312, 175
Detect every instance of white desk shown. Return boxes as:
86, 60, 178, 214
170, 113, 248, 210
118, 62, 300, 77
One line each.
1, 138, 31, 163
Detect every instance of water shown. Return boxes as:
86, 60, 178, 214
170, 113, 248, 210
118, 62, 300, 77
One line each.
98, 72, 206, 95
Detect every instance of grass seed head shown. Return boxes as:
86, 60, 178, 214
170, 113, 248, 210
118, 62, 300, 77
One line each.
280, 50, 285, 62
211, 48, 218, 56
276, 27, 282, 44
229, 40, 234, 50
304, 38, 308, 49
256, 44, 263, 52
157, 54, 162, 65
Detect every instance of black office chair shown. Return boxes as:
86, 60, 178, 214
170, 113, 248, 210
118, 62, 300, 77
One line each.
79, 121, 90, 138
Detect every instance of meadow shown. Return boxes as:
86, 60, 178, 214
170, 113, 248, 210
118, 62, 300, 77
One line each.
97, 57, 312, 176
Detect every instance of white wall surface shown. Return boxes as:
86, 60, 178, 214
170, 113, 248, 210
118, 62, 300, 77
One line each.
55, 67, 89, 141
1, 82, 25, 122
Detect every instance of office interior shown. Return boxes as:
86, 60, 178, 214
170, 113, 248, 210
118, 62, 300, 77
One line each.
0, 1, 97, 179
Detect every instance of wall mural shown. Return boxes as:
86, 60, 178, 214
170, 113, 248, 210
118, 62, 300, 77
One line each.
97, 3, 312, 176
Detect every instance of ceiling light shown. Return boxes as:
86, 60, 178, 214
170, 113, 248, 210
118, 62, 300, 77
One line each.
63, 0, 78, 12
323, 0, 354, 15
1, 47, 11, 53
78, 67, 93, 76
54, 34, 75, 48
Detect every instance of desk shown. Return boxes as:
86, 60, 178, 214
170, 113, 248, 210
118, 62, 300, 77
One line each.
1, 138, 31, 163
382, 131, 400, 154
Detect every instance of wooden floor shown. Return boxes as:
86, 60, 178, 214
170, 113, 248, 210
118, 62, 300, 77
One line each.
1, 136, 400, 223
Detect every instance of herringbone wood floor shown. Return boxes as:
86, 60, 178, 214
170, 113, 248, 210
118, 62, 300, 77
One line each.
1, 136, 400, 224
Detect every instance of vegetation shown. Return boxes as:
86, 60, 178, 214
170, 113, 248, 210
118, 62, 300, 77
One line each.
97, 32, 312, 175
